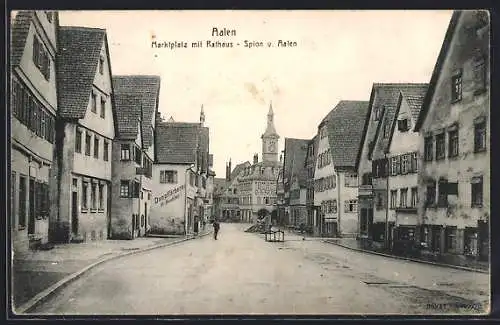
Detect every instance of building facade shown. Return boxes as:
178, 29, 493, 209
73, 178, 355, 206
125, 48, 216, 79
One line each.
150, 111, 210, 235
238, 104, 281, 223
289, 171, 308, 227
51, 26, 116, 243
386, 88, 427, 250
11, 11, 59, 252
305, 136, 319, 235
414, 11, 490, 260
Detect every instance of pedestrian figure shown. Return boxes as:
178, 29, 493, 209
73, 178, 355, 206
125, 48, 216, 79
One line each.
193, 215, 199, 236
213, 219, 220, 240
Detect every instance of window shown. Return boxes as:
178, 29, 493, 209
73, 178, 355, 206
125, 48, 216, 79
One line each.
120, 180, 130, 198
85, 133, 91, 156
32, 36, 50, 80
132, 181, 140, 198
390, 190, 398, 209
45, 11, 53, 22
448, 129, 459, 157
437, 179, 448, 207
376, 193, 384, 210
473, 56, 487, 94
82, 182, 88, 210
426, 181, 436, 206
121, 144, 131, 160
445, 226, 457, 252
94, 137, 99, 158
160, 170, 177, 184
447, 182, 459, 196
471, 176, 483, 208
135, 146, 142, 165
99, 56, 104, 75
424, 136, 433, 161
474, 121, 486, 152
400, 188, 408, 207
383, 117, 391, 138
91, 93, 97, 113
100, 98, 106, 118
75, 129, 82, 153
390, 157, 398, 176
451, 70, 462, 102
397, 119, 409, 132
98, 184, 104, 210
91, 183, 97, 210
435, 133, 445, 160
344, 200, 358, 213
103, 141, 109, 161
411, 187, 418, 207
345, 173, 357, 187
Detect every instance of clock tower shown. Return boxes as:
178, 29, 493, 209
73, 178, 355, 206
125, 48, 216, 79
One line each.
261, 102, 280, 162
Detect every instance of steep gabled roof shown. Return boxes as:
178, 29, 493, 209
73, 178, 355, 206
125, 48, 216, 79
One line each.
113, 75, 161, 148
114, 94, 142, 139
324, 100, 370, 169
213, 178, 227, 194
367, 84, 428, 161
11, 11, 33, 67
57, 26, 106, 119
231, 161, 251, 181
414, 11, 461, 132
155, 123, 199, 164
283, 138, 309, 184
400, 87, 428, 125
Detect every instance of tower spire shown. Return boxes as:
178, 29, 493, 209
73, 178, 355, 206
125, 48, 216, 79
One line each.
200, 104, 205, 125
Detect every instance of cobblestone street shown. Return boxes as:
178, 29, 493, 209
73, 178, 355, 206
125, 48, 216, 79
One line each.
29, 223, 489, 315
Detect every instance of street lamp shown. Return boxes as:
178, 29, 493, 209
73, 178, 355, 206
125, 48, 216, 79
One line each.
184, 163, 196, 236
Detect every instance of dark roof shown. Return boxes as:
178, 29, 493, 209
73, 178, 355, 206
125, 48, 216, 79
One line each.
57, 26, 106, 119
370, 84, 428, 161
11, 11, 33, 67
113, 75, 161, 148
292, 168, 308, 188
283, 138, 309, 182
213, 178, 227, 193
415, 11, 461, 131
324, 101, 370, 169
155, 123, 199, 164
231, 161, 250, 181
114, 94, 142, 139
400, 87, 428, 123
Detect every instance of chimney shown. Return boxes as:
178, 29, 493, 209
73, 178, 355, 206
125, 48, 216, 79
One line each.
253, 153, 258, 164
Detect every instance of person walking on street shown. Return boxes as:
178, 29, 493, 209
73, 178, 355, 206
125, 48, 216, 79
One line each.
213, 219, 220, 240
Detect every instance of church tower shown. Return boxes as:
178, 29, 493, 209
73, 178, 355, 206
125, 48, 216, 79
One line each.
261, 102, 280, 162
200, 104, 205, 126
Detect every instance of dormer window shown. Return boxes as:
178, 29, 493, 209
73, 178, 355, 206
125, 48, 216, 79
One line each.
45, 11, 53, 23
383, 117, 391, 138
397, 118, 409, 132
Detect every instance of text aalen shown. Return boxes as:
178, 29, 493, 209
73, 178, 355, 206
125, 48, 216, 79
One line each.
212, 27, 236, 37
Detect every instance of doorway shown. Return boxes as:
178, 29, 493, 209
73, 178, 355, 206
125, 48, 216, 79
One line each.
71, 191, 78, 237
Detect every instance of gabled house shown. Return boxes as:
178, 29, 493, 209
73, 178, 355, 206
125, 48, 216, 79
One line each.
414, 11, 490, 260
305, 135, 319, 234
110, 75, 161, 239
358, 83, 427, 245
386, 86, 428, 251
314, 101, 369, 237
150, 110, 210, 235
52, 26, 117, 243
215, 160, 250, 221
11, 11, 59, 252
282, 137, 309, 225
289, 169, 308, 228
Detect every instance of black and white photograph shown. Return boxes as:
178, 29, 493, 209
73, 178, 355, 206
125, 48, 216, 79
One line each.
8, 9, 490, 316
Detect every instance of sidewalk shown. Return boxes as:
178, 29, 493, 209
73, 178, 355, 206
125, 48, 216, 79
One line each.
12, 230, 211, 311
324, 237, 489, 273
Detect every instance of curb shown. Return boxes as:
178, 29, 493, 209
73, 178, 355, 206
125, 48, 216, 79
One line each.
323, 240, 489, 274
16, 231, 213, 314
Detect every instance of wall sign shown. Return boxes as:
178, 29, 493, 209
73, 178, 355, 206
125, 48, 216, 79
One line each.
155, 185, 185, 206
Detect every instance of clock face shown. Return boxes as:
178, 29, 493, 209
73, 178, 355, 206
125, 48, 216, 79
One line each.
267, 140, 276, 152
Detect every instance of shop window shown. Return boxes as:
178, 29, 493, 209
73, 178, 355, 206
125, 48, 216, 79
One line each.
471, 176, 483, 208
445, 226, 457, 252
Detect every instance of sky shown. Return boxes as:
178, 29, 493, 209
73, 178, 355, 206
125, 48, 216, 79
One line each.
57, 10, 453, 178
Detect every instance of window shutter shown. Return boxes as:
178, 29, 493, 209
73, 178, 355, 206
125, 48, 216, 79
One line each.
174, 171, 178, 183
396, 155, 401, 175
344, 201, 349, 213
